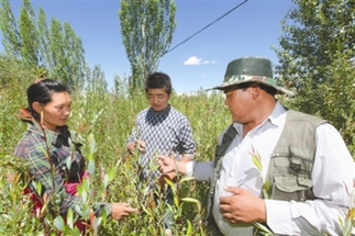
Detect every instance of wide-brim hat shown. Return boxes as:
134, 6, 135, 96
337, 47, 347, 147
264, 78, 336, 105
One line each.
207, 56, 295, 96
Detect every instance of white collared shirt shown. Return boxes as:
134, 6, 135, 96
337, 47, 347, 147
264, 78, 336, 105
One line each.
186, 101, 354, 235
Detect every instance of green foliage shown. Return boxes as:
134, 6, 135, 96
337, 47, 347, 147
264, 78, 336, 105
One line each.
0, 0, 21, 58
0, 0, 87, 91
119, 0, 177, 92
0, 54, 34, 87
19, 0, 38, 68
0, 79, 230, 235
274, 0, 355, 157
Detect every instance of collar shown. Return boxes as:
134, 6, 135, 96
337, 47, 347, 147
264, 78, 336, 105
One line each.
267, 100, 287, 126
26, 122, 69, 143
150, 104, 171, 115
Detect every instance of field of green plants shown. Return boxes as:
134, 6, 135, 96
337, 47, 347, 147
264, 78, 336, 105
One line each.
0, 79, 234, 235
1, 79, 354, 236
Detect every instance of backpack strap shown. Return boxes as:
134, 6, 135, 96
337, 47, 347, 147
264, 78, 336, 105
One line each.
205, 124, 237, 232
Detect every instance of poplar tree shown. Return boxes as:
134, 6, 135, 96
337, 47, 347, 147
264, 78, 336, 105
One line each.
49, 18, 66, 83
119, 0, 177, 91
1, 0, 88, 90
18, 0, 38, 68
63, 22, 86, 90
87, 64, 108, 95
37, 8, 52, 69
0, 0, 21, 58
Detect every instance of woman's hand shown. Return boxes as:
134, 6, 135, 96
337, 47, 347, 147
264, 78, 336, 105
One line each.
111, 202, 138, 220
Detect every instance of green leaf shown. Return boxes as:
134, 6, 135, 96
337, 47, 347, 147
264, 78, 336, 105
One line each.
181, 197, 199, 204
103, 174, 109, 188
66, 155, 72, 170
88, 160, 95, 176
252, 155, 263, 171
36, 159, 51, 169
253, 222, 273, 235
54, 215, 65, 231
140, 204, 153, 217
173, 195, 179, 208
74, 205, 83, 216
186, 219, 192, 236
88, 133, 96, 159
164, 178, 177, 192
67, 208, 74, 229
264, 180, 270, 193
180, 176, 195, 184
81, 189, 88, 202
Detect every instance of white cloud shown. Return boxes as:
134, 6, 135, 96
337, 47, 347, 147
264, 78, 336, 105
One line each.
183, 56, 202, 65
183, 56, 219, 66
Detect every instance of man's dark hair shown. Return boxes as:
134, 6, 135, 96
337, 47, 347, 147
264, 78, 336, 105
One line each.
144, 72, 172, 94
258, 83, 277, 95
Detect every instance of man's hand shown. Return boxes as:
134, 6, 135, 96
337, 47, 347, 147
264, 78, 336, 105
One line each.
219, 187, 266, 224
156, 155, 176, 174
127, 142, 136, 155
111, 202, 138, 220
127, 140, 146, 155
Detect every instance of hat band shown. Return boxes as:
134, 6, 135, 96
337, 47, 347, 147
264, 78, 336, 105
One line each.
223, 75, 275, 87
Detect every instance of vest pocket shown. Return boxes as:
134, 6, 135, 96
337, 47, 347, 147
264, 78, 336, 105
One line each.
272, 176, 313, 202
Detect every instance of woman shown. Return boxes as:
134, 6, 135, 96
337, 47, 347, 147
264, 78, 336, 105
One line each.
14, 78, 137, 232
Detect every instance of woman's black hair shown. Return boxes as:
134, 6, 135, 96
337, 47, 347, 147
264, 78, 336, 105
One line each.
26, 78, 69, 121
144, 72, 172, 94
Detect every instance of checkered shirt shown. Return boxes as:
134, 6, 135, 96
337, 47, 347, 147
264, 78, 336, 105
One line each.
127, 105, 196, 188
14, 122, 111, 217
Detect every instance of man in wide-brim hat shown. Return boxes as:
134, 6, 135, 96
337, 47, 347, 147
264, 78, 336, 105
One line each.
207, 56, 295, 96
157, 56, 354, 236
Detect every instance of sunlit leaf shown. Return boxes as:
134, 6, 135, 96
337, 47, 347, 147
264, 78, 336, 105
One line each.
54, 215, 65, 231
164, 178, 177, 192
180, 176, 195, 184
253, 222, 273, 234
103, 174, 109, 188
88, 133, 96, 158
66, 155, 72, 170
186, 219, 192, 235
88, 160, 95, 176
67, 208, 74, 229
140, 204, 153, 217
181, 197, 199, 204
252, 156, 262, 171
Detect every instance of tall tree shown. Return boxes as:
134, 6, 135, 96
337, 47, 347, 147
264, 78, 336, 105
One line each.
274, 0, 355, 154
1, 0, 87, 90
37, 7, 52, 69
48, 18, 86, 90
0, 0, 21, 58
63, 22, 86, 90
87, 64, 108, 95
18, 0, 38, 68
119, 0, 177, 91
49, 18, 66, 82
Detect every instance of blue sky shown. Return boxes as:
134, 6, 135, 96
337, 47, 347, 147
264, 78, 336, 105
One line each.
2, 0, 293, 93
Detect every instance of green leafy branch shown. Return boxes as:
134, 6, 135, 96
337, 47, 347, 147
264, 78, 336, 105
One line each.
249, 145, 273, 236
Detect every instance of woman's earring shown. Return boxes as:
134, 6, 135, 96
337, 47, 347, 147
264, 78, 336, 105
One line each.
40, 111, 44, 126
